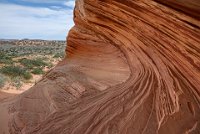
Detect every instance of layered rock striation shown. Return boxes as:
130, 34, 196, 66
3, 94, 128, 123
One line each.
0, 0, 200, 134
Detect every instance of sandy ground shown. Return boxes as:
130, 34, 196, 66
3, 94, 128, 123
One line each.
0, 59, 59, 100
1, 75, 41, 94
0, 91, 16, 102
0, 58, 60, 134
0, 72, 45, 134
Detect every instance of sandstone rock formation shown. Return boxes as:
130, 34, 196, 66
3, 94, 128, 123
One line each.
0, 0, 200, 133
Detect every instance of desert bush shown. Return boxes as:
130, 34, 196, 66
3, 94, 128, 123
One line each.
31, 68, 44, 75
0, 66, 24, 77
0, 73, 7, 88
19, 58, 48, 69
11, 77, 22, 89
0, 52, 13, 64
47, 62, 53, 68
0, 65, 32, 80
53, 52, 65, 58
23, 72, 32, 80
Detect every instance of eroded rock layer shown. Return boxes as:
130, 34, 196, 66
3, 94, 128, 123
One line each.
0, 0, 200, 134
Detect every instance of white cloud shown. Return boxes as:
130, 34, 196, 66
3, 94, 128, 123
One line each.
0, 3, 75, 40
64, 1, 75, 8
21, 0, 72, 4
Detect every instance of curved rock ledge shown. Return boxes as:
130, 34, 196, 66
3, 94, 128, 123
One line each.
0, 0, 200, 134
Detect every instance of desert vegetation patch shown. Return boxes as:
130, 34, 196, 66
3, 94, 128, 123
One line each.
0, 39, 66, 92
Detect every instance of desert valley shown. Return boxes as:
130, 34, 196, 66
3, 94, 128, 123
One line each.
0, 39, 65, 94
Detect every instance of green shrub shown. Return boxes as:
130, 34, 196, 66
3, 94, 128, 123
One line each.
11, 77, 22, 89
19, 58, 48, 69
53, 52, 65, 58
0, 73, 7, 88
0, 65, 32, 80
0, 52, 13, 64
23, 72, 32, 80
0, 66, 24, 77
47, 63, 53, 68
31, 68, 44, 75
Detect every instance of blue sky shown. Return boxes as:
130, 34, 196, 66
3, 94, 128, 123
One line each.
0, 0, 75, 40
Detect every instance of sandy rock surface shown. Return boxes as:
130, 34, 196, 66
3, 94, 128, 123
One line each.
0, 0, 200, 134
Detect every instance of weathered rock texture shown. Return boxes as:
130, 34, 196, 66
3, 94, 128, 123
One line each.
0, 0, 200, 134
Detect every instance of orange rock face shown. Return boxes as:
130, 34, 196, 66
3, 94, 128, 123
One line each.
0, 0, 200, 134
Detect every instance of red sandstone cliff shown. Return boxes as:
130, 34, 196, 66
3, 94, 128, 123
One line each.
0, 0, 200, 134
